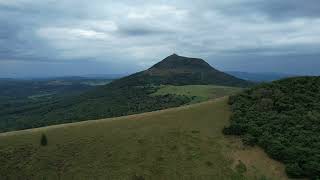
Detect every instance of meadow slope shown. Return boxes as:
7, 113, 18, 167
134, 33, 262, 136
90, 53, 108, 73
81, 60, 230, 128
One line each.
0, 97, 287, 180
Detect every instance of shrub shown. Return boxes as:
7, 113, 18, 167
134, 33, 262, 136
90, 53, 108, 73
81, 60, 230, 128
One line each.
131, 175, 145, 180
235, 160, 247, 174
40, 134, 48, 146
285, 163, 304, 178
242, 134, 256, 146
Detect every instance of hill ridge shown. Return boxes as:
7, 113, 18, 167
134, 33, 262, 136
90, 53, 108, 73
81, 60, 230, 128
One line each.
0, 97, 226, 137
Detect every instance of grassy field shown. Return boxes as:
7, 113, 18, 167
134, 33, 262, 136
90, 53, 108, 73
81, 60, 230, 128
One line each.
153, 85, 243, 103
0, 97, 287, 180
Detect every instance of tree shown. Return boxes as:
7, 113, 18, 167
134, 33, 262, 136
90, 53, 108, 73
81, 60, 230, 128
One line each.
41, 134, 48, 146
224, 77, 320, 179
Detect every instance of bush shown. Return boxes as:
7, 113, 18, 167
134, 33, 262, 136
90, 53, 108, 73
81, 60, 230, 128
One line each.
40, 134, 48, 146
285, 163, 304, 178
242, 134, 256, 146
235, 160, 247, 174
131, 175, 145, 180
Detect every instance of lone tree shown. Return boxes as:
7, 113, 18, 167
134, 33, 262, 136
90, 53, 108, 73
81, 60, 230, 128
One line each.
40, 134, 48, 146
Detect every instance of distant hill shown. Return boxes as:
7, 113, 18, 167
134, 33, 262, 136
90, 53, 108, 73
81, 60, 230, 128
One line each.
227, 71, 296, 82
0, 54, 250, 132
113, 54, 252, 87
81, 74, 126, 79
224, 76, 320, 179
0, 77, 112, 99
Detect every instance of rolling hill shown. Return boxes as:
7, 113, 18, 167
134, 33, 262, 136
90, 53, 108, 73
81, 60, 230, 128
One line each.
0, 97, 287, 180
227, 71, 295, 82
0, 54, 251, 132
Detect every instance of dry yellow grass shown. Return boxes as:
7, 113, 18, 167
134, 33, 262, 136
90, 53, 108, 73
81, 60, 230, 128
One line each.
225, 137, 288, 180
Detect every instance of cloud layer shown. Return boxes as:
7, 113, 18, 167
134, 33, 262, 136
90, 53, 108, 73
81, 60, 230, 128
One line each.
0, 0, 320, 77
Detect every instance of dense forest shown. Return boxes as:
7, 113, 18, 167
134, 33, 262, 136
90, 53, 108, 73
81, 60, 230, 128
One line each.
0, 83, 191, 132
224, 76, 320, 179
0, 77, 194, 133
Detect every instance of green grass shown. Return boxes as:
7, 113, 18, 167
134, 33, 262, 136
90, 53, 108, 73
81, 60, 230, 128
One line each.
152, 85, 243, 103
0, 98, 286, 180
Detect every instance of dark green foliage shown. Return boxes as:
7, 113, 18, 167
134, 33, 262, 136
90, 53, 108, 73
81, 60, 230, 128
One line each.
191, 130, 200, 134
235, 160, 247, 174
41, 134, 48, 146
0, 84, 191, 132
285, 163, 304, 178
205, 161, 213, 166
0, 78, 111, 132
224, 76, 320, 179
131, 175, 145, 180
242, 134, 257, 146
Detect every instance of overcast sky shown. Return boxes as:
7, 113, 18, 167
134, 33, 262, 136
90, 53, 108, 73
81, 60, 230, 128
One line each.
0, 0, 320, 78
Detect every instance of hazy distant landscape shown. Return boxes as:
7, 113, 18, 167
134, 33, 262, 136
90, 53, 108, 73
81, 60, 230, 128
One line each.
1, 0, 320, 179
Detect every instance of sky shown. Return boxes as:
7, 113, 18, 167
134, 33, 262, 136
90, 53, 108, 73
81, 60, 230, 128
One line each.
0, 0, 320, 78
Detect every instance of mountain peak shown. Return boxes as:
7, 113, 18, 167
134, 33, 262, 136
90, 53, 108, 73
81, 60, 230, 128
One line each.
170, 53, 179, 57
113, 54, 252, 87
150, 54, 213, 71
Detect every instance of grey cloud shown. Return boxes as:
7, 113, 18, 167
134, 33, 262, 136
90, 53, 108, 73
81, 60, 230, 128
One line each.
119, 27, 173, 36
255, 0, 320, 19
218, 0, 320, 20
210, 53, 320, 75
0, 0, 319, 77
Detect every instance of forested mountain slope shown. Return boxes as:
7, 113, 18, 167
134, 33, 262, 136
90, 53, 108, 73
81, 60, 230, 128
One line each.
224, 76, 320, 179
0, 54, 250, 132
